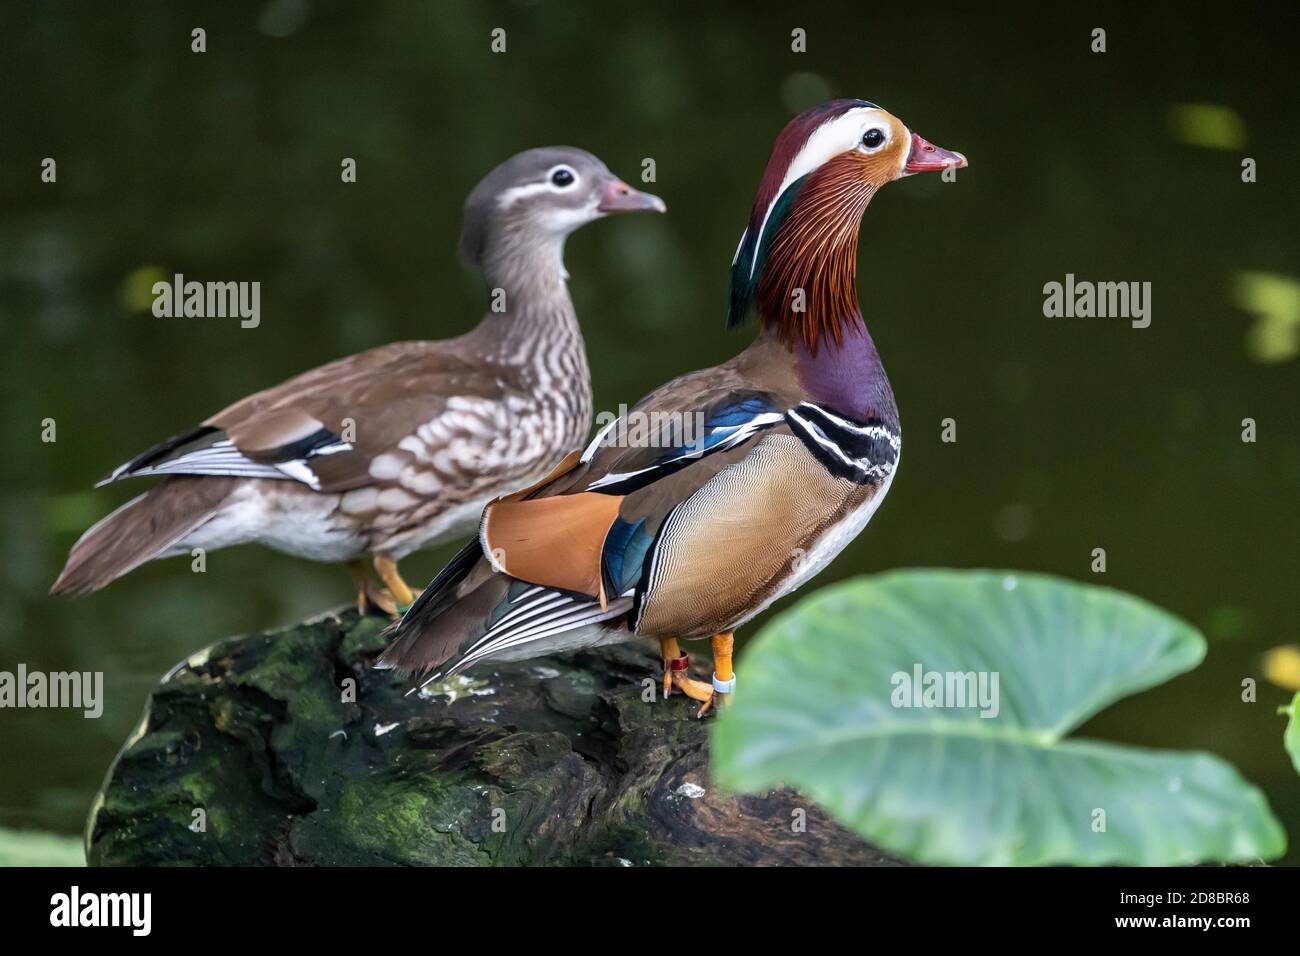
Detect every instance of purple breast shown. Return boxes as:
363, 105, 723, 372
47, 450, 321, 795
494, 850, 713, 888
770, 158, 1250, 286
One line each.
792, 317, 898, 427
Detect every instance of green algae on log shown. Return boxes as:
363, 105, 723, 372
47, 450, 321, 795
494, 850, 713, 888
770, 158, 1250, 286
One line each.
86, 609, 899, 866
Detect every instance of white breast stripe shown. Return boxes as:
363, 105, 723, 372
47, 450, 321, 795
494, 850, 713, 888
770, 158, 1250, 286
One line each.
786, 410, 861, 471
794, 402, 901, 450
785, 404, 899, 485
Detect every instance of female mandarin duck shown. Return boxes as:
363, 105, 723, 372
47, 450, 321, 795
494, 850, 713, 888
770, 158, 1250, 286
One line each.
379, 100, 966, 713
51, 148, 665, 614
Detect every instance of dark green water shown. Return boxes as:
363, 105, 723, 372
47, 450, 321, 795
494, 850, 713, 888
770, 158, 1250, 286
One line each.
2, 1, 1296, 861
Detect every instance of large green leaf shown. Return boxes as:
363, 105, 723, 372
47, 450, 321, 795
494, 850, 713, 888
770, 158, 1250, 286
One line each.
1281, 692, 1300, 776
0, 827, 84, 866
712, 569, 1286, 865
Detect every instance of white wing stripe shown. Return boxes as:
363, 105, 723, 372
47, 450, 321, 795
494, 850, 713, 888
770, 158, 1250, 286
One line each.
105, 434, 355, 490
485, 593, 570, 635
580, 417, 621, 463
585, 412, 784, 491
451, 598, 631, 675
460, 594, 572, 658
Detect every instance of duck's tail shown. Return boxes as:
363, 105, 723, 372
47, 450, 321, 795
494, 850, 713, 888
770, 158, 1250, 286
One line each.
50, 476, 236, 595
377, 539, 633, 692
375, 539, 499, 681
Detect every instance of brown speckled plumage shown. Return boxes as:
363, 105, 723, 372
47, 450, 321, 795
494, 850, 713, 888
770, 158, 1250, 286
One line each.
52, 148, 664, 596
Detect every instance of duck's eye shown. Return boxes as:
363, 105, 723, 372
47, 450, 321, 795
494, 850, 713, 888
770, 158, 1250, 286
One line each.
862, 128, 886, 149
550, 167, 576, 187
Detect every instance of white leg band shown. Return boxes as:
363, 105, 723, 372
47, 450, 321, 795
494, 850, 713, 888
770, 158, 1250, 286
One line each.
712, 673, 736, 694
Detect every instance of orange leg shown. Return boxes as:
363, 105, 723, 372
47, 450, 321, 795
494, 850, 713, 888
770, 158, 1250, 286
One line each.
658, 637, 713, 703
373, 555, 416, 611
696, 631, 735, 718
347, 560, 398, 617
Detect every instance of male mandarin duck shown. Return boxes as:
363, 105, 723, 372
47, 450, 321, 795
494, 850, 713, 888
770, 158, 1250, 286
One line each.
51, 148, 665, 614
379, 100, 966, 713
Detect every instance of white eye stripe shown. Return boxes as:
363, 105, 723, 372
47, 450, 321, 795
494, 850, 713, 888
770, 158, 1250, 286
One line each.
749, 106, 888, 277
497, 181, 554, 206
496, 165, 582, 207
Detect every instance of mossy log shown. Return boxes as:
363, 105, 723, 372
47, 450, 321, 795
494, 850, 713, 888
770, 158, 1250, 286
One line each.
86, 609, 900, 866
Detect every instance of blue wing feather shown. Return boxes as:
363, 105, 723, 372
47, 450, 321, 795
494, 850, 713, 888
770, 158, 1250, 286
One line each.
601, 517, 652, 597
585, 393, 785, 494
